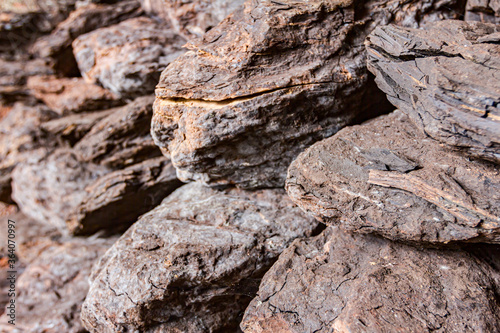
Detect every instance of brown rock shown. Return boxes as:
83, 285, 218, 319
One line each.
366, 20, 500, 163
151, 0, 464, 189
0, 236, 116, 332
72, 17, 186, 98
81, 182, 320, 332
73, 96, 162, 168
286, 110, 500, 245
27, 75, 123, 115
31, 0, 142, 75
466, 0, 500, 23
241, 227, 500, 333
140, 0, 245, 38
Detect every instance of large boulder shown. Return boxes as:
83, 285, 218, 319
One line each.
465, 0, 500, 23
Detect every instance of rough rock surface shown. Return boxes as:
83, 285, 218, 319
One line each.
31, 0, 142, 75
241, 227, 500, 333
140, 0, 245, 38
465, 0, 500, 23
286, 110, 500, 245
0, 103, 58, 203
27, 75, 123, 114
366, 20, 500, 163
0, 236, 116, 333
74, 96, 162, 168
73, 16, 186, 97
151, 0, 465, 189
81, 182, 320, 332
12, 150, 180, 235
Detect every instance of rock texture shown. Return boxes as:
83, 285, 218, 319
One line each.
151, 0, 465, 189
27, 75, 123, 114
465, 0, 500, 23
241, 227, 500, 333
286, 110, 500, 245
31, 0, 142, 75
140, 0, 245, 38
73, 16, 186, 98
366, 20, 500, 163
81, 182, 320, 332
0, 236, 116, 333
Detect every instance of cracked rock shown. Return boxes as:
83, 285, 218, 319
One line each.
241, 226, 500, 333
366, 20, 500, 163
81, 182, 320, 332
72, 16, 186, 98
286, 110, 500, 245
0, 236, 116, 333
151, 0, 464, 189
466, 0, 500, 23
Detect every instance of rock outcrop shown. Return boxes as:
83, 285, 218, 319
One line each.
286, 110, 500, 245
465, 0, 500, 23
81, 182, 320, 332
241, 227, 500, 333
366, 20, 500, 163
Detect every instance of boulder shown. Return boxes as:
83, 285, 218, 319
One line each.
366, 20, 500, 163
81, 182, 320, 332
151, 0, 464, 189
241, 227, 500, 333
286, 110, 500, 245
72, 17, 186, 98
465, 0, 500, 23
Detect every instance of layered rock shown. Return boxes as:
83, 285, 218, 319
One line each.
151, 0, 465, 189
0, 236, 116, 332
286, 110, 500, 245
465, 0, 500, 23
27, 75, 123, 114
81, 182, 320, 332
366, 20, 500, 163
73, 17, 186, 97
241, 227, 500, 333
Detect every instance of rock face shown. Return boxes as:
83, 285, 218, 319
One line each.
465, 0, 500, 23
151, 0, 465, 189
27, 75, 122, 114
366, 20, 500, 163
81, 182, 320, 332
286, 110, 500, 245
241, 227, 500, 333
0, 236, 116, 333
31, 0, 142, 75
73, 16, 186, 98
140, 0, 245, 38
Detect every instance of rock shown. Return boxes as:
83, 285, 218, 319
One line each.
31, 0, 143, 76
72, 17, 186, 98
366, 20, 500, 163
74, 96, 162, 168
81, 182, 320, 332
241, 227, 500, 333
151, 0, 464, 189
0, 236, 116, 332
11, 149, 180, 235
286, 110, 500, 245
140, 0, 245, 38
27, 75, 123, 115
466, 0, 500, 23
0, 103, 58, 203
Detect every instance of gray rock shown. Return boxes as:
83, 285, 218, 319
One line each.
466, 0, 500, 23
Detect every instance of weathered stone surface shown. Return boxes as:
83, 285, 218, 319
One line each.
81, 182, 320, 332
241, 227, 500, 333
286, 110, 500, 245
466, 0, 500, 23
74, 96, 162, 168
31, 1, 142, 75
152, 0, 464, 189
140, 0, 245, 38
366, 20, 500, 163
27, 75, 123, 115
0, 236, 116, 332
0, 103, 58, 203
73, 16, 186, 98
11, 149, 180, 234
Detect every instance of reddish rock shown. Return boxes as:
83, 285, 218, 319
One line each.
466, 0, 500, 23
